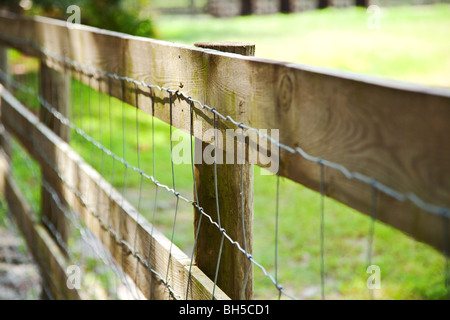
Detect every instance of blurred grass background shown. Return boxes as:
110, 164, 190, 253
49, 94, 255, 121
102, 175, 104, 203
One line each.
156, 5, 450, 88
2, 4, 449, 299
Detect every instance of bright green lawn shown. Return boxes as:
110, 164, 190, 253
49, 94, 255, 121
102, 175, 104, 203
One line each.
156, 5, 450, 88
4, 5, 449, 300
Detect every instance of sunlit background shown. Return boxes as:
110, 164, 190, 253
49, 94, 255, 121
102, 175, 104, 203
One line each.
0, 0, 449, 300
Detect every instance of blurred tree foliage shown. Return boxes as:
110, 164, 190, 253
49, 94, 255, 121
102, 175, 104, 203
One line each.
0, 0, 155, 37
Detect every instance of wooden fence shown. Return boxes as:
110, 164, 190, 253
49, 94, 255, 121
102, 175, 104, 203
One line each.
0, 12, 449, 300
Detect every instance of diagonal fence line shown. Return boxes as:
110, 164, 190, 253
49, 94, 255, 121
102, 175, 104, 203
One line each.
2, 58, 297, 299
2, 74, 183, 299
10, 138, 143, 299
0, 32, 447, 219
35, 138, 183, 300
42, 180, 142, 300
1, 32, 448, 300
37, 81, 296, 299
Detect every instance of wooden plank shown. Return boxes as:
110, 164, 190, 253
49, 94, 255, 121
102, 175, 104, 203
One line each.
0, 13, 448, 253
193, 42, 254, 300
195, 42, 256, 56
0, 150, 83, 300
0, 85, 229, 300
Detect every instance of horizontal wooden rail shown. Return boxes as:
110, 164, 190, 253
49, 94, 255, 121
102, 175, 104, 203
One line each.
0, 148, 84, 300
0, 85, 229, 300
0, 12, 448, 254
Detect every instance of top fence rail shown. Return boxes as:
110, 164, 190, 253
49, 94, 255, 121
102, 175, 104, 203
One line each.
0, 11, 449, 257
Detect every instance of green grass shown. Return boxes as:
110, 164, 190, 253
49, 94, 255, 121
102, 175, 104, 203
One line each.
253, 172, 447, 299
155, 5, 450, 88
5, 4, 449, 300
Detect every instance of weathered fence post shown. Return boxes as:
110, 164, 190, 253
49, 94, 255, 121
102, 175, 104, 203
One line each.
318, 0, 329, 8
39, 61, 70, 247
356, 0, 369, 6
193, 42, 255, 300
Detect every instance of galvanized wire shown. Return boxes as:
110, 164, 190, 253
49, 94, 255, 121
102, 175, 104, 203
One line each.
0, 33, 447, 220
1, 33, 448, 300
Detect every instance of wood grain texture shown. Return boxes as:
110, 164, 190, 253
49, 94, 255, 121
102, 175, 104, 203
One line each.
0, 13, 449, 253
193, 150, 254, 299
0, 85, 229, 300
195, 42, 256, 56
193, 42, 254, 300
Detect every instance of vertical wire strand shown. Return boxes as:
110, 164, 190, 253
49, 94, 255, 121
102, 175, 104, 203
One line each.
62, 59, 69, 137
212, 231, 225, 300
151, 88, 156, 178
118, 79, 133, 297
147, 88, 158, 300
120, 79, 128, 199
213, 113, 221, 227
105, 76, 129, 297
241, 261, 252, 300
275, 172, 281, 300
70, 66, 76, 133
81, 74, 92, 280
367, 184, 378, 300
239, 126, 250, 300
169, 93, 176, 191
212, 112, 224, 300
87, 75, 94, 165
107, 77, 116, 233
148, 185, 158, 299
78, 69, 83, 132
69, 64, 75, 131
47, 67, 57, 254
133, 83, 144, 296
49, 61, 58, 238
319, 161, 325, 300
187, 100, 201, 300
166, 93, 180, 287
240, 127, 247, 253
98, 77, 105, 176
95, 76, 105, 251
102, 74, 119, 296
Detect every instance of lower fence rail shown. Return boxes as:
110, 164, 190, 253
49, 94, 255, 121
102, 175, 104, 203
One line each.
0, 84, 229, 300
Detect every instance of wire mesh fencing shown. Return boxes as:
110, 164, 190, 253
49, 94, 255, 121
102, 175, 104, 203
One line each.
0, 28, 448, 300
